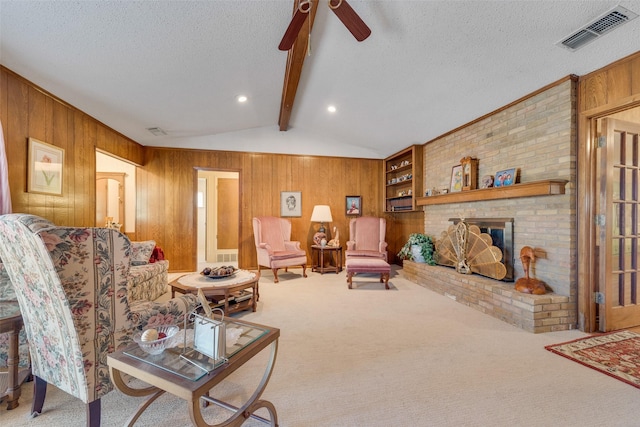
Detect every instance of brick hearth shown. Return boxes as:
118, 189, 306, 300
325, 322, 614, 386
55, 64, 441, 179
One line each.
401, 261, 574, 333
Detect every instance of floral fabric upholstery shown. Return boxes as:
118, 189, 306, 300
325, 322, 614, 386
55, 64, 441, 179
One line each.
0, 260, 30, 370
130, 240, 156, 265
128, 260, 169, 302
0, 215, 55, 374
0, 214, 198, 406
0, 261, 16, 301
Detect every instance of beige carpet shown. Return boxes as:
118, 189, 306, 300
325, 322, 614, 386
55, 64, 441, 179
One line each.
2, 266, 639, 426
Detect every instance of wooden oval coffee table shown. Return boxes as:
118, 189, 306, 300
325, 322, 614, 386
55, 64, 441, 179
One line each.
170, 269, 259, 315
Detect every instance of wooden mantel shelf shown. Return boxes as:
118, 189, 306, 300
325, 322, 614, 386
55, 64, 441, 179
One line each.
416, 179, 568, 206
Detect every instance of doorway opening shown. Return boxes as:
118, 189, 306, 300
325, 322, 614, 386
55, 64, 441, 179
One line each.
96, 151, 136, 238
197, 170, 239, 270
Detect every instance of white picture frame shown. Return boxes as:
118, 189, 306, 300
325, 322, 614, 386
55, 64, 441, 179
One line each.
281, 191, 301, 217
28, 137, 64, 195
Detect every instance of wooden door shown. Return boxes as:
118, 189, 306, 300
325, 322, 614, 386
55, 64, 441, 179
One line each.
599, 119, 640, 331
216, 178, 238, 250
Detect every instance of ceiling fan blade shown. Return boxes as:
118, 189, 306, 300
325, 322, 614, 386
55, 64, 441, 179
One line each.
279, 1, 312, 51
328, 0, 371, 42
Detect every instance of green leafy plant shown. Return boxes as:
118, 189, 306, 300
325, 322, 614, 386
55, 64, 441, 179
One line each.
397, 233, 436, 265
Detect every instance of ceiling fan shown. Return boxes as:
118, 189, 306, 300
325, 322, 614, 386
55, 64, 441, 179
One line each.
278, 0, 371, 51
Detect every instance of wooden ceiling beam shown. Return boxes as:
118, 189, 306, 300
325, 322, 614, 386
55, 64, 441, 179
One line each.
278, 0, 318, 131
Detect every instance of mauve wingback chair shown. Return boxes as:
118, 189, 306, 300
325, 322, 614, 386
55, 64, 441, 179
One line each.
346, 216, 388, 261
252, 216, 308, 283
0, 214, 197, 426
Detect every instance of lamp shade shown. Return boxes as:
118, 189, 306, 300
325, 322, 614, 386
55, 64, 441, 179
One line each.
311, 205, 333, 223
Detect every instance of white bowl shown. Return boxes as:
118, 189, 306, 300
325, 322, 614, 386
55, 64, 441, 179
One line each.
133, 325, 179, 355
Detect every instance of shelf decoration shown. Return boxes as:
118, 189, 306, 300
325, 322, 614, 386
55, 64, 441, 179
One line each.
450, 165, 463, 193
460, 156, 479, 191
494, 168, 518, 187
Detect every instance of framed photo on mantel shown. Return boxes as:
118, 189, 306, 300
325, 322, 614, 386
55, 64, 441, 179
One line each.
494, 168, 518, 187
450, 165, 463, 193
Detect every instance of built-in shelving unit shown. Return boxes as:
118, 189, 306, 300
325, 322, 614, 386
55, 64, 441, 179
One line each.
384, 145, 424, 212
416, 179, 568, 206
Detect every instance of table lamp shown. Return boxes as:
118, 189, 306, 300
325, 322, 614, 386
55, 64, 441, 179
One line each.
311, 205, 333, 233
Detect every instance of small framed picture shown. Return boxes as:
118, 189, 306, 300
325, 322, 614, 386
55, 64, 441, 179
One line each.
494, 168, 518, 187
480, 175, 494, 189
281, 191, 301, 217
28, 137, 64, 195
450, 165, 463, 193
346, 195, 361, 216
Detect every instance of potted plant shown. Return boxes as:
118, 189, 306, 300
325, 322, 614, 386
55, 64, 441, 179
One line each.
397, 233, 436, 265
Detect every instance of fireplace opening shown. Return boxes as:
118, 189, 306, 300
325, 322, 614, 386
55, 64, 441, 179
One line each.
449, 217, 514, 281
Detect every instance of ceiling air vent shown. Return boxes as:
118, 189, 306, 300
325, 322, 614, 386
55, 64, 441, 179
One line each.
146, 127, 167, 136
558, 5, 638, 51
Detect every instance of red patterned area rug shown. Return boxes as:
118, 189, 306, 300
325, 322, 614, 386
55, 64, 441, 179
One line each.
545, 330, 640, 389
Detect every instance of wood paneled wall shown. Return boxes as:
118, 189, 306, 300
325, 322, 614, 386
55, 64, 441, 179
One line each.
138, 148, 382, 271
579, 52, 640, 113
0, 66, 144, 226
1, 66, 385, 272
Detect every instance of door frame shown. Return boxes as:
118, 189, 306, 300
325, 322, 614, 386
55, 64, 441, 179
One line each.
193, 167, 242, 269
578, 100, 640, 332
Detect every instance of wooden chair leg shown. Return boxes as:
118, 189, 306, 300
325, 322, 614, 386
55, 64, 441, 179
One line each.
87, 398, 101, 427
272, 268, 279, 283
302, 264, 307, 278
31, 375, 47, 417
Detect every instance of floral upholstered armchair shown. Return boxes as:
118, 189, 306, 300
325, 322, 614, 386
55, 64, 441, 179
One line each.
0, 214, 198, 426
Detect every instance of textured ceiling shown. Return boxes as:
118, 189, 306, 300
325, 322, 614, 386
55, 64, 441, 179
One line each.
2, 0, 640, 159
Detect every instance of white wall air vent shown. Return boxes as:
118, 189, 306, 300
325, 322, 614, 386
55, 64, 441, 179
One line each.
558, 5, 638, 51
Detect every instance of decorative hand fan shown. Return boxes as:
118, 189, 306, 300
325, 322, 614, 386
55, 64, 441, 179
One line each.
436, 222, 507, 281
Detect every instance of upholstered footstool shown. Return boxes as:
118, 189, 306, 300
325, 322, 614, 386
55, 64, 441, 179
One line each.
345, 258, 390, 289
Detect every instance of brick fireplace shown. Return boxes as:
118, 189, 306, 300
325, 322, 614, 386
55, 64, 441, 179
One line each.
407, 79, 578, 332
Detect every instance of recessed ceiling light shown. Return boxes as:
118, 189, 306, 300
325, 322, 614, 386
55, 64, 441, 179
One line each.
327, 105, 336, 113
237, 95, 248, 103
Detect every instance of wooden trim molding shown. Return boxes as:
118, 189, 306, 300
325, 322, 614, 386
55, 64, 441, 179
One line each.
416, 179, 568, 206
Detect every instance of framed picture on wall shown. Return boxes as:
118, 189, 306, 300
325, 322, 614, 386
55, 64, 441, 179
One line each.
28, 137, 64, 196
346, 195, 361, 216
281, 191, 302, 217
